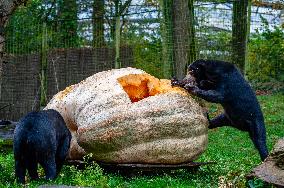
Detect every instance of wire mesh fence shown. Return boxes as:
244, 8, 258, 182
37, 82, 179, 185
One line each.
1, 0, 284, 120
4, 1, 283, 74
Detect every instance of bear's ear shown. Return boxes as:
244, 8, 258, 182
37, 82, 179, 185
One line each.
198, 59, 207, 66
192, 59, 207, 67
189, 59, 207, 71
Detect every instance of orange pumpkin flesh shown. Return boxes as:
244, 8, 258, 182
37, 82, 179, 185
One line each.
117, 74, 186, 102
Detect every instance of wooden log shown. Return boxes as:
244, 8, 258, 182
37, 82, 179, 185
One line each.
98, 161, 216, 170
248, 138, 284, 187
66, 159, 216, 176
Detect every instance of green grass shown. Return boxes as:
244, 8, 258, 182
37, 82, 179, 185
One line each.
0, 94, 283, 188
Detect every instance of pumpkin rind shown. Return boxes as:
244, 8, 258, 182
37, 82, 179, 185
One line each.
45, 67, 208, 164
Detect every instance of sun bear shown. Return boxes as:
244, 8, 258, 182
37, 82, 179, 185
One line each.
13, 109, 71, 183
172, 59, 269, 161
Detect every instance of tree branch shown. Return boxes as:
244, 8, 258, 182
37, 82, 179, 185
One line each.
252, 0, 284, 10
119, 0, 132, 15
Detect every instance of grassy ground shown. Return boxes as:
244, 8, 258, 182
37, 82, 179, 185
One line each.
0, 94, 283, 188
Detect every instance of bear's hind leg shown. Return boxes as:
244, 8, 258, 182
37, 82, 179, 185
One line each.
27, 161, 38, 181
56, 136, 71, 175
15, 160, 26, 183
40, 156, 57, 180
248, 120, 269, 161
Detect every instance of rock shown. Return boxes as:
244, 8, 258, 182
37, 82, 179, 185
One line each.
249, 138, 284, 186
0, 120, 16, 141
45, 67, 208, 164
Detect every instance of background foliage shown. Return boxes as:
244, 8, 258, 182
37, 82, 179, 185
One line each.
247, 24, 284, 91
5, 0, 284, 86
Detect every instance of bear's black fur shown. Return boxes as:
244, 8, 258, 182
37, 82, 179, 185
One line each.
172, 59, 269, 161
13, 109, 71, 183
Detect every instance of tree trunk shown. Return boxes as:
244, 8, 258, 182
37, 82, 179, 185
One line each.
172, 0, 196, 80
114, 15, 121, 68
0, 22, 4, 100
159, 0, 174, 79
280, 9, 284, 28
247, 0, 252, 40
58, 0, 78, 48
246, 0, 252, 73
232, 0, 248, 74
93, 0, 106, 47
0, 0, 29, 99
110, 0, 131, 68
114, 1, 121, 68
188, 0, 196, 65
40, 22, 48, 109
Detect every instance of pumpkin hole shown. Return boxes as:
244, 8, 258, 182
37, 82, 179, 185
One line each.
117, 74, 181, 103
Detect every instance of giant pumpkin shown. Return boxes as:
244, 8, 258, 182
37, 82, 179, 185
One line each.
45, 67, 208, 164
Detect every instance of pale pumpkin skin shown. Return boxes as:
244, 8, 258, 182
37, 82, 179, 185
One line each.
45, 67, 208, 164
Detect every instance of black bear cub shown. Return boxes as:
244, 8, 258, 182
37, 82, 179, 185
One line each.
13, 109, 71, 183
172, 59, 269, 161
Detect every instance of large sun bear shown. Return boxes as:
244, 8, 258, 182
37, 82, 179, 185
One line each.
13, 109, 71, 183
172, 59, 269, 161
